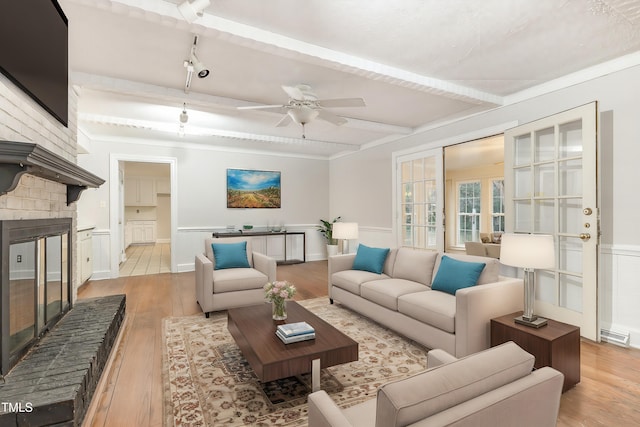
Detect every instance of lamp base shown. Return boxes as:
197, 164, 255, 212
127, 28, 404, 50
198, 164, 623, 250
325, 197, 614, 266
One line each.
514, 315, 548, 328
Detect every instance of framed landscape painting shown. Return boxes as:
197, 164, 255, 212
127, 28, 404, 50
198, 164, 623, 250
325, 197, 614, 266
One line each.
227, 169, 281, 208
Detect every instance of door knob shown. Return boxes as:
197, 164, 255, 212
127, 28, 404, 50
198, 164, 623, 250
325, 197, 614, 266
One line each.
579, 233, 591, 241
583, 207, 593, 215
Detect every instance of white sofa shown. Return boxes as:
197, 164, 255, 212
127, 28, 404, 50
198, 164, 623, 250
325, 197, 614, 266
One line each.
328, 248, 523, 357
195, 237, 276, 317
308, 341, 564, 427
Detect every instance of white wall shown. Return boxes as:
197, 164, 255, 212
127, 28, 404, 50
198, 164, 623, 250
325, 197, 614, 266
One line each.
77, 139, 331, 277
329, 64, 640, 348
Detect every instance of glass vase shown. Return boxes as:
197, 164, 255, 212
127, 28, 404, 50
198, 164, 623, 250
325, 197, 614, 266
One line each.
272, 299, 287, 320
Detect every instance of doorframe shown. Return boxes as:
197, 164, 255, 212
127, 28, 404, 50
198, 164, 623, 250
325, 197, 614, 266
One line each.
109, 154, 178, 278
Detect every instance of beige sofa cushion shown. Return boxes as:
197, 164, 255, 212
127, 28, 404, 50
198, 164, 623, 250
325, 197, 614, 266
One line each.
375, 342, 535, 427
212, 268, 268, 293
432, 253, 499, 285
360, 279, 429, 311
392, 248, 438, 286
332, 270, 391, 295
397, 291, 456, 333
205, 237, 254, 268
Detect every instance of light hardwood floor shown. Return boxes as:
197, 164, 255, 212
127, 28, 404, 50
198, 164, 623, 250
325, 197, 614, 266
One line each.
119, 243, 171, 277
78, 261, 640, 426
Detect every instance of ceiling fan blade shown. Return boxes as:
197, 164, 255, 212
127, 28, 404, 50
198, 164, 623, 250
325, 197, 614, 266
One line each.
316, 109, 348, 126
316, 98, 366, 108
275, 113, 292, 127
237, 104, 286, 110
282, 85, 305, 100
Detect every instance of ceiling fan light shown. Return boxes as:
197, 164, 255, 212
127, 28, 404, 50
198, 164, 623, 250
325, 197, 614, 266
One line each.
287, 108, 319, 124
177, 0, 211, 23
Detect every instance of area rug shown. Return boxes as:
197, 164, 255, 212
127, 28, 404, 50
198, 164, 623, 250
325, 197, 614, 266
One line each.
162, 298, 429, 426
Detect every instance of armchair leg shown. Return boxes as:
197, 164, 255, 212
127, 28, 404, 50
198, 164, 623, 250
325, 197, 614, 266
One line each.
205, 312, 210, 318
330, 298, 334, 304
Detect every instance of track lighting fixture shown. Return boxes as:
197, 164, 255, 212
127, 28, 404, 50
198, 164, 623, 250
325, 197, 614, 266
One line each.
190, 51, 209, 78
177, 0, 211, 23
180, 103, 189, 124
183, 35, 209, 93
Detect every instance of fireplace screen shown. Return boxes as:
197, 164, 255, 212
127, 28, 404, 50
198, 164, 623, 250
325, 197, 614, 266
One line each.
1, 219, 72, 374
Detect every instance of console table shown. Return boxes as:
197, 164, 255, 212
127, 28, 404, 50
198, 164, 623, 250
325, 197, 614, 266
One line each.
491, 311, 580, 392
212, 229, 305, 265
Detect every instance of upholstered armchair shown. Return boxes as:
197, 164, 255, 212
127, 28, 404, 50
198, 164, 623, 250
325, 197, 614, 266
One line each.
195, 237, 276, 317
308, 341, 564, 427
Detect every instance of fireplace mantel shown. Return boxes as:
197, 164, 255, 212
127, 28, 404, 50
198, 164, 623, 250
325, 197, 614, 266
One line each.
0, 141, 104, 204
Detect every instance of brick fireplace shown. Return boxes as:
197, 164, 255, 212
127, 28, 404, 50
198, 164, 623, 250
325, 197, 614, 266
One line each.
0, 72, 117, 426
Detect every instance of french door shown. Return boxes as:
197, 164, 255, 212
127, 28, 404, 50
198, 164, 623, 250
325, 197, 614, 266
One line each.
504, 102, 598, 340
396, 148, 444, 251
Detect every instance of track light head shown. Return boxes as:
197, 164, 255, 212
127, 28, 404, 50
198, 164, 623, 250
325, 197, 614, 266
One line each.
190, 52, 210, 78
177, 0, 211, 23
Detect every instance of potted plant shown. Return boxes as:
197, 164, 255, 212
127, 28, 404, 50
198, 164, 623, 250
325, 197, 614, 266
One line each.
317, 217, 341, 256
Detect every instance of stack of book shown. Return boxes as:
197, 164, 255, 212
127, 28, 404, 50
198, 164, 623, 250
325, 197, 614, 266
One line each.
276, 321, 315, 344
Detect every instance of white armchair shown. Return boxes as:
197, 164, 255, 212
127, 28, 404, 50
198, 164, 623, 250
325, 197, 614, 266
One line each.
195, 237, 276, 317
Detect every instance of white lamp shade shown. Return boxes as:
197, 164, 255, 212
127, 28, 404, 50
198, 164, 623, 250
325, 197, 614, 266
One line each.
332, 222, 359, 240
499, 233, 555, 269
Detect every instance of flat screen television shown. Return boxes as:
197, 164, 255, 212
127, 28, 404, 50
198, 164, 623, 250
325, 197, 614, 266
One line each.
0, 0, 69, 127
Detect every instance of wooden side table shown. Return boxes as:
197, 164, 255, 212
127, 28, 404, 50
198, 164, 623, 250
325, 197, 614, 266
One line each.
491, 311, 580, 392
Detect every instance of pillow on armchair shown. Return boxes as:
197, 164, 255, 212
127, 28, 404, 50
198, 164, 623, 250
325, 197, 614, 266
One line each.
212, 241, 251, 270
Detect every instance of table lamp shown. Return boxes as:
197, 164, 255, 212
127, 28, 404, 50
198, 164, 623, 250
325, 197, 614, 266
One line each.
332, 222, 359, 254
500, 233, 555, 328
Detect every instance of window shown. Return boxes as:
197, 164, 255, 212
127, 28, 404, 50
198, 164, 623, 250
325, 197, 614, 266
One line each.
492, 179, 505, 233
457, 181, 481, 244
400, 156, 438, 249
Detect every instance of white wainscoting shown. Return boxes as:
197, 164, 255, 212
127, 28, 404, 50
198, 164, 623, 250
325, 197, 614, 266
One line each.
600, 244, 640, 349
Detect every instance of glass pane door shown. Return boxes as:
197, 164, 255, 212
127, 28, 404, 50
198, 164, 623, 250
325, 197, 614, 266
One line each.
504, 102, 598, 340
397, 148, 443, 251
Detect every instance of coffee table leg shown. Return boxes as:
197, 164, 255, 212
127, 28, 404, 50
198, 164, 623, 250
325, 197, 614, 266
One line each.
312, 358, 321, 392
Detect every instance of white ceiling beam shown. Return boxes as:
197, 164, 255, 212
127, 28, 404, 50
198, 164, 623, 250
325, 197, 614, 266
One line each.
70, 0, 503, 107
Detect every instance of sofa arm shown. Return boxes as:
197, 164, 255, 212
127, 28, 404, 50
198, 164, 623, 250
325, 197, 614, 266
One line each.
308, 390, 354, 427
328, 254, 356, 299
253, 251, 277, 283
195, 253, 214, 313
454, 277, 524, 357
427, 349, 458, 368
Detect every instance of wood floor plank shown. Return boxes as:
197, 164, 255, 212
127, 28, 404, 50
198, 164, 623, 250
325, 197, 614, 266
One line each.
79, 261, 640, 426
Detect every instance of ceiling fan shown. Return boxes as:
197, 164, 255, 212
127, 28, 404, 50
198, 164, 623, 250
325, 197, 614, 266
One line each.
237, 84, 366, 138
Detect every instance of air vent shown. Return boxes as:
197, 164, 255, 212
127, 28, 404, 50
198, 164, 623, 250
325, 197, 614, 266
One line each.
600, 328, 630, 347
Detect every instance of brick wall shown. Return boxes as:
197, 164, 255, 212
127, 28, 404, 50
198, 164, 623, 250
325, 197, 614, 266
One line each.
0, 73, 79, 295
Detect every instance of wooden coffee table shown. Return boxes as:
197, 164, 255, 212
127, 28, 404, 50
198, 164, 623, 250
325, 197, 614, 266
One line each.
227, 301, 358, 391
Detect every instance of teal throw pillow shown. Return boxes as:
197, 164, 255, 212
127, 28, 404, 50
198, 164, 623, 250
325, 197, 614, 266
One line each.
352, 244, 390, 274
212, 241, 251, 270
431, 256, 486, 295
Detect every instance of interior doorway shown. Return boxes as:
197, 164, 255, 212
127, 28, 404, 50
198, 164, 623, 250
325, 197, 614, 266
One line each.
109, 155, 178, 278
119, 161, 171, 277
443, 135, 505, 254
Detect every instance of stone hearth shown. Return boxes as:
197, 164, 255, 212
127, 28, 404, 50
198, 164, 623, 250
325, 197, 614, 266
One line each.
0, 294, 126, 426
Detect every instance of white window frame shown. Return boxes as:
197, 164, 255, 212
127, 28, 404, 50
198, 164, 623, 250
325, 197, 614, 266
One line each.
456, 180, 481, 246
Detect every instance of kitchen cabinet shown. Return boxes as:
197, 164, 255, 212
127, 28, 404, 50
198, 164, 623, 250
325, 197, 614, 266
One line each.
129, 221, 157, 244
125, 177, 157, 206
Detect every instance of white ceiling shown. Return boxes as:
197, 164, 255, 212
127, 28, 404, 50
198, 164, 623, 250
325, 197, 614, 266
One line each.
61, 0, 640, 158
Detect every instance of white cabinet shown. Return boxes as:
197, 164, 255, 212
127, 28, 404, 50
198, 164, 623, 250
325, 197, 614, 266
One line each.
129, 221, 157, 244
78, 228, 93, 283
125, 177, 157, 206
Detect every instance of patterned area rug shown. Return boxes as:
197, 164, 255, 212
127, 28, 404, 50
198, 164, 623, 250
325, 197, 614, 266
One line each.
162, 298, 429, 426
